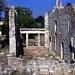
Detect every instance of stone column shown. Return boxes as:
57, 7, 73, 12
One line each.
52, 0, 63, 12
9, 6, 16, 56
72, 52, 75, 60
38, 33, 40, 46
44, 13, 49, 49
56, 0, 62, 6
45, 31, 49, 48
26, 33, 28, 48
60, 43, 63, 59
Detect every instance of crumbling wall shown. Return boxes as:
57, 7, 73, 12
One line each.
49, 8, 73, 63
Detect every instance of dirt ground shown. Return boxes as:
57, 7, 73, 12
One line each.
23, 47, 49, 59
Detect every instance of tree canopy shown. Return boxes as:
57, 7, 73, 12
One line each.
0, 0, 44, 28
34, 16, 44, 28
16, 7, 35, 28
0, 2, 44, 28
15, 6, 44, 28
0, 0, 6, 7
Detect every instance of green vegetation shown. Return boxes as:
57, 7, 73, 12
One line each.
16, 7, 34, 28
0, 0, 6, 6
0, 0, 44, 29
0, 0, 44, 28
34, 16, 44, 28
16, 6, 44, 28
0, 0, 44, 36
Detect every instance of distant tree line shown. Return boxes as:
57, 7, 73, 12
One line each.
1, 6, 44, 36
0, 0, 44, 48
0, 0, 44, 32
15, 6, 44, 28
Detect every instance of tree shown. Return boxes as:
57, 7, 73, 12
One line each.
0, 0, 9, 36
15, 7, 34, 28
0, 0, 6, 19
0, 0, 6, 10
2, 10, 9, 36
0, 0, 8, 35
34, 16, 44, 28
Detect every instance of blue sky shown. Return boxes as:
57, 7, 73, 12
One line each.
7, 0, 75, 17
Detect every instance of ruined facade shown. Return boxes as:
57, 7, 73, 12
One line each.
46, 1, 75, 63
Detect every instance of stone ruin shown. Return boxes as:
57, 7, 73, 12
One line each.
0, 0, 75, 74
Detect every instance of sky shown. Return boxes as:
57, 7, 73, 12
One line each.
7, 0, 75, 17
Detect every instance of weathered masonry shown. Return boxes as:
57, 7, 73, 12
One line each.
47, 0, 75, 63
20, 28, 49, 48
20, 16, 49, 48
9, 6, 16, 56
20, 28, 45, 47
1, 0, 75, 65
8, 6, 50, 70
8, 6, 49, 57
9, 6, 24, 57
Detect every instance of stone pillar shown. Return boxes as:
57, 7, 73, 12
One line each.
52, 0, 63, 12
8, 6, 25, 71
26, 33, 28, 48
44, 13, 49, 49
38, 33, 40, 46
60, 43, 63, 59
45, 31, 49, 48
72, 52, 75, 60
9, 6, 16, 56
71, 37, 73, 47
56, 0, 62, 6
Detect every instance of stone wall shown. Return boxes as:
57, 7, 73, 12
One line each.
49, 7, 74, 63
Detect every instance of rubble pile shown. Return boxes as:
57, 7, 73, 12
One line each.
0, 59, 75, 75
24, 59, 75, 75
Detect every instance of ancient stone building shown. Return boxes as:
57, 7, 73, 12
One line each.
45, 0, 75, 63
